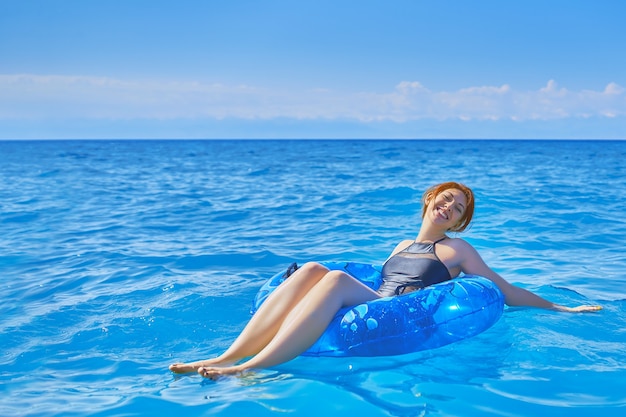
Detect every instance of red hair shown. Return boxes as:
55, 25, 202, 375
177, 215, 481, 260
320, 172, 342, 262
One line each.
421, 182, 475, 232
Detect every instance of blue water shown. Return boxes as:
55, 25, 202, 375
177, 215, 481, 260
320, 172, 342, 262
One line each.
1, 139, 625, 417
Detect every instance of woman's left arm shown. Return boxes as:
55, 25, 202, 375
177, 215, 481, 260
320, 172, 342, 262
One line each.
457, 240, 602, 313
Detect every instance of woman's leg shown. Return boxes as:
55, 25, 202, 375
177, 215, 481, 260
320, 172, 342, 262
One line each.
198, 270, 381, 378
169, 262, 331, 373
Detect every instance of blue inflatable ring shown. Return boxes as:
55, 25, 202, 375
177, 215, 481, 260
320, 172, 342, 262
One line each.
252, 261, 505, 357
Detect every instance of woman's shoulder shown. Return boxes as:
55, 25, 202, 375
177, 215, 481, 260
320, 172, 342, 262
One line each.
442, 236, 476, 253
437, 237, 482, 270
394, 239, 415, 251
386, 239, 415, 259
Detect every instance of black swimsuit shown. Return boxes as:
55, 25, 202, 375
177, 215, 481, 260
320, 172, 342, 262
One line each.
378, 238, 452, 297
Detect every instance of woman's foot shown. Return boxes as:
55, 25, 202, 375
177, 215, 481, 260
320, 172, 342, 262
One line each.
169, 358, 233, 374
197, 365, 245, 379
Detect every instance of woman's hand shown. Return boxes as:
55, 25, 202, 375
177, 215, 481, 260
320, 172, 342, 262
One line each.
554, 304, 603, 313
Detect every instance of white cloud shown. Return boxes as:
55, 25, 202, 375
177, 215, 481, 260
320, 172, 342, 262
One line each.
605, 82, 625, 95
0, 74, 624, 123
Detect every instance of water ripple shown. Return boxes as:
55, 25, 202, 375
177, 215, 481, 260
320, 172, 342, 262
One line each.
1, 140, 625, 417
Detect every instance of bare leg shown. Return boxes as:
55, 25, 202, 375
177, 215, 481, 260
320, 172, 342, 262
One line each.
198, 270, 380, 378
169, 262, 331, 374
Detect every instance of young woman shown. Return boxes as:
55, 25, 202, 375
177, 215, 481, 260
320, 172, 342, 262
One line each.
169, 182, 601, 378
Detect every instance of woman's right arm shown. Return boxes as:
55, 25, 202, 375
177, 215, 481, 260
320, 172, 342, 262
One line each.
456, 239, 602, 312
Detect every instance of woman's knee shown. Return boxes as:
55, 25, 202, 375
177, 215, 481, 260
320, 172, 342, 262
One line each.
299, 262, 329, 276
318, 270, 352, 289
286, 262, 329, 285
317, 270, 380, 305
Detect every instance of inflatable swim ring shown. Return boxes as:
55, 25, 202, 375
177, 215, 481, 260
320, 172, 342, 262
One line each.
252, 261, 505, 357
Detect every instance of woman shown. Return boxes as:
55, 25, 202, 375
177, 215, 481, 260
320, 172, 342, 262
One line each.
170, 182, 601, 378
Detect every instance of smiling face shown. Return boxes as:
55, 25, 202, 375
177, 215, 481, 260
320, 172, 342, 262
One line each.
421, 182, 475, 232
429, 188, 467, 229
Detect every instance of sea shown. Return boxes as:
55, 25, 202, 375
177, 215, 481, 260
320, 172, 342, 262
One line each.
1, 139, 625, 417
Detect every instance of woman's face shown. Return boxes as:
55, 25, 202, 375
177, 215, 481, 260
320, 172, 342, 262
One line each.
427, 188, 468, 230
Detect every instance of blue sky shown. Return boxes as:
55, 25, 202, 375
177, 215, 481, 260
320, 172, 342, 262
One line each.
1, 0, 625, 139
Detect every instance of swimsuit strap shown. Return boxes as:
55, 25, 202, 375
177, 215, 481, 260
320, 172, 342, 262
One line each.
414, 237, 447, 245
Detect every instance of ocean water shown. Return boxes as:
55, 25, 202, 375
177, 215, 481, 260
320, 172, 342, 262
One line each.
1, 139, 625, 417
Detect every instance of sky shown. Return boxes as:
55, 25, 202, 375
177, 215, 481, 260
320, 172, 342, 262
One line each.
1, 0, 625, 139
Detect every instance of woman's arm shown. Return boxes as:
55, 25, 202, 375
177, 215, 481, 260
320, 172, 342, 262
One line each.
457, 240, 601, 313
